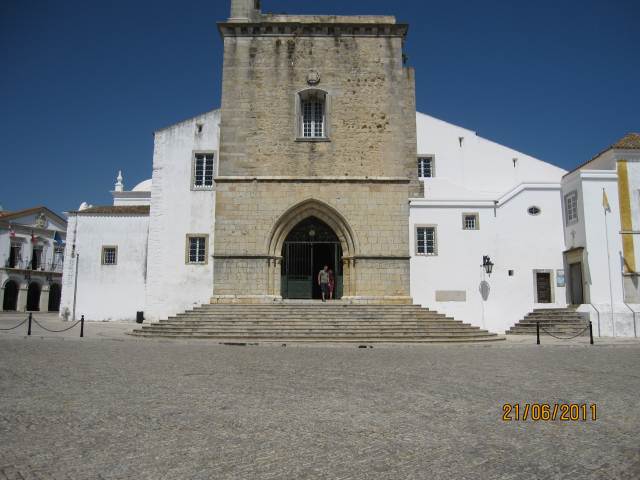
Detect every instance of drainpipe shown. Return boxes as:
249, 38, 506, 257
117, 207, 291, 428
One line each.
623, 302, 638, 338
589, 303, 601, 337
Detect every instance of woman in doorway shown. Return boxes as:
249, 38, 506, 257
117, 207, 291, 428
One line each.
328, 269, 335, 300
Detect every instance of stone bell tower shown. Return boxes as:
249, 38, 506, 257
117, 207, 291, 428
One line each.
212, 0, 418, 304
229, 0, 261, 22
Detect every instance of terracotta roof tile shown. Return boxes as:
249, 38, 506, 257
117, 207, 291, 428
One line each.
75, 205, 150, 215
0, 206, 66, 225
612, 133, 640, 150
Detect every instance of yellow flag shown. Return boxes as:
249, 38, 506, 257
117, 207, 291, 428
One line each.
602, 189, 611, 212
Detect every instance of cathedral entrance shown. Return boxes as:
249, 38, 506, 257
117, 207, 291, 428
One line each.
281, 217, 343, 299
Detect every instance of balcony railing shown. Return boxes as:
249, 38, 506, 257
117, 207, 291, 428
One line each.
3, 258, 64, 273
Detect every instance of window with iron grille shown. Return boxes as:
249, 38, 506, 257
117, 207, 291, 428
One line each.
53, 246, 64, 269
462, 213, 479, 230
8, 243, 21, 268
416, 226, 437, 255
300, 90, 326, 138
565, 191, 578, 225
193, 153, 215, 189
102, 246, 117, 265
187, 235, 207, 264
31, 246, 43, 270
418, 157, 434, 178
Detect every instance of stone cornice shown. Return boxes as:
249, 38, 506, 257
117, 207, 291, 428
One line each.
215, 176, 410, 184
218, 22, 408, 39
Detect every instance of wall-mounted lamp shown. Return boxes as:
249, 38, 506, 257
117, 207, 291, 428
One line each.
482, 255, 494, 275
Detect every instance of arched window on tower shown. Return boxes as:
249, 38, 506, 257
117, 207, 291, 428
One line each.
298, 89, 328, 139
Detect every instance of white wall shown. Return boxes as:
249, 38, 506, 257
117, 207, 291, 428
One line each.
416, 113, 567, 200
145, 110, 220, 320
563, 170, 635, 336
59, 213, 149, 321
410, 186, 567, 333
410, 113, 568, 333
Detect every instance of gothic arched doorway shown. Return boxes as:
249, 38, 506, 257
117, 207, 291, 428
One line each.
2, 281, 18, 311
48, 283, 61, 312
281, 217, 343, 299
26, 282, 41, 311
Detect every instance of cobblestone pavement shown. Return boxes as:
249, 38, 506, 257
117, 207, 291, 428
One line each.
0, 324, 639, 479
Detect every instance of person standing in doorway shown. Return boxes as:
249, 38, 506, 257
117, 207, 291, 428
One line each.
328, 269, 335, 300
318, 265, 330, 302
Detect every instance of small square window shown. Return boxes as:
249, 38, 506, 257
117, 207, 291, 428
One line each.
186, 235, 208, 264
416, 226, 437, 255
193, 153, 215, 189
462, 213, 479, 230
102, 246, 117, 265
418, 157, 434, 178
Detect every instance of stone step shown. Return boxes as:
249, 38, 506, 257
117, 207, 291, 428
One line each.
507, 305, 590, 336
173, 314, 453, 321
514, 321, 587, 326
141, 327, 483, 334
163, 317, 462, 323
185, 307, 442, 312
132, 303, 502, 343
127, 332, 503, 342
158, 320, 472, 329
507, 331, 590, 336
532, 308, 579, 313
137, 329, 491, 337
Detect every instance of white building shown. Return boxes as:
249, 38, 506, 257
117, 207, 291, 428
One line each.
561, 133, 640, 337
0, 207, 67, 313
409, 113, 568, 334
60, 109, 574, 334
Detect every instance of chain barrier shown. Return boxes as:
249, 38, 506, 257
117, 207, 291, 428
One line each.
0, 317, 28, 331
539, 324, 590, 340
536, 320, 594, 345
32, 318, 82, 333
0, 314, 85, 338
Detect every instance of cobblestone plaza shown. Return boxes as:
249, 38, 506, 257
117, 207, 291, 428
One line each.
1, 319, 639, 479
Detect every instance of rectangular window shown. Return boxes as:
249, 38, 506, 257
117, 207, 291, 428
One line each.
8, 243, 21, 268
418, 157, 434, 178
193, 153, 215, 189
53, 247, 64, 271
301, 93, 326, 138
102, 246, 117, 265
31, 247, 43, 270
416, 226, 437, 255
462, 213, 479, 230
565, 191, 578, 225
186, 235, 207, 264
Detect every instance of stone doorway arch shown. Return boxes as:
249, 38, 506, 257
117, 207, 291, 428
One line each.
280, 216, 343, 299
2, 280, 19, 311
26, 282, 41, 311
266, 199, 358, 298
48, 283, 61, 312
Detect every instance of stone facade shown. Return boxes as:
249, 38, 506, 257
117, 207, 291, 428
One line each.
213, 1, 418, 303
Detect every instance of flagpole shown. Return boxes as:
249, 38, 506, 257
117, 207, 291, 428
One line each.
603, 188, 615, 337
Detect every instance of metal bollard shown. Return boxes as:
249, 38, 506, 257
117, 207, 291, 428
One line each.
589, 320, 594, 345
28, 312, 32, 336
536, 321, 540, 345
80, 315, 84, 338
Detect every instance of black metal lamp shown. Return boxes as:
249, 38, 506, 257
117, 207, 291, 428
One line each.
482, 255, 494, 275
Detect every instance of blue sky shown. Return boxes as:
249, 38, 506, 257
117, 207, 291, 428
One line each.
1, 0, 638, 215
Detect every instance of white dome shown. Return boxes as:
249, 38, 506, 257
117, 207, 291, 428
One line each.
132, 179, 152, 192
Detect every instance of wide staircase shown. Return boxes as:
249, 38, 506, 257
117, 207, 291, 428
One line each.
129, 302, 504, 343
507, 308, 589, 336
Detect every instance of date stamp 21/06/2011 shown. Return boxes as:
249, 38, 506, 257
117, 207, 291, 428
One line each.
502, 403, 597, 422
